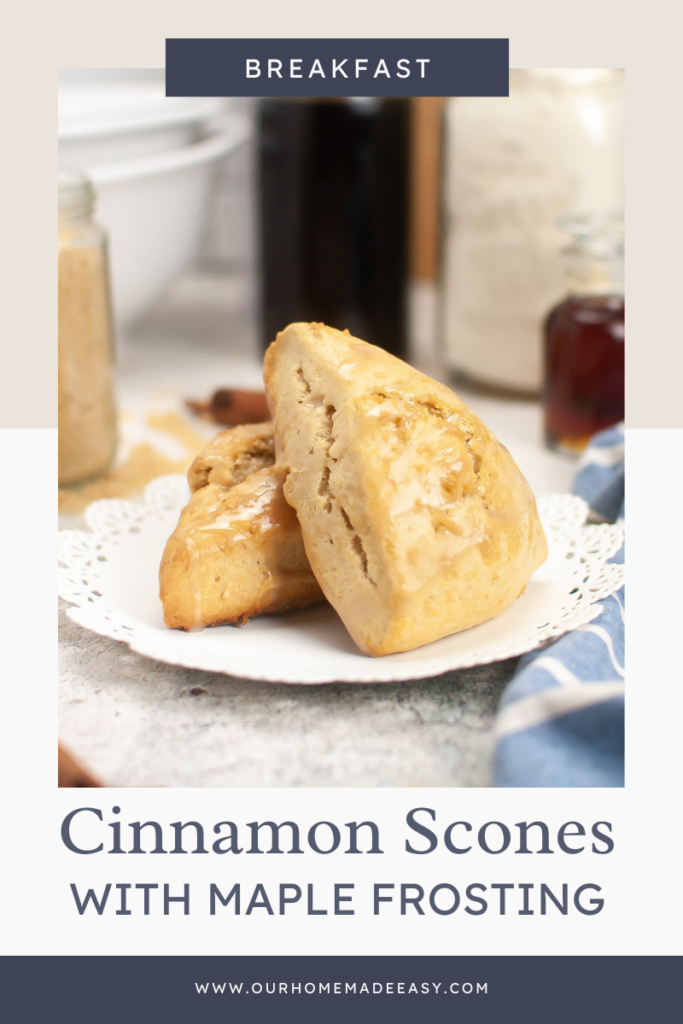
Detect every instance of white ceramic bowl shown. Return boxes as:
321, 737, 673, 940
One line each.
58, 72, 225, 167
80, 119, 250, 330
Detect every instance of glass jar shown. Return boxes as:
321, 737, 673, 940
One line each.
257, 97, 410, 357
441, 69, 624, 395
58, 168, 117, 485
543, 214, 624, 453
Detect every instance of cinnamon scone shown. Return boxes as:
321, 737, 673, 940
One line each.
264, 323, 548, 656
160, 422, 324, 630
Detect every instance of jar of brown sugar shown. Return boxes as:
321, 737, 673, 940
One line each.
58, 168, 117, 485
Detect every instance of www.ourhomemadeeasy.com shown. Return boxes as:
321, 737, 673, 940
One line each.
195, 981, 487, 995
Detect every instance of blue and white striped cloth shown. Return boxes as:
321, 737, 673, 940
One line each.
493, 424, 625, 787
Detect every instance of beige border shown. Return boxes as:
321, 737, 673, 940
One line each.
1, 3, 675, 425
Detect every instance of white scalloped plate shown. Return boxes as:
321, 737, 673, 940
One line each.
58, 476, 624, 684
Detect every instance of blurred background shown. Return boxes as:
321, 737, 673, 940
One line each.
58, 69, 624, 519
58, 69, 625, 789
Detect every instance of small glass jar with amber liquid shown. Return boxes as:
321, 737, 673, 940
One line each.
543, 215, 624, 454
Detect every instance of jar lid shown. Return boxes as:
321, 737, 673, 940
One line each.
558, 212, 624, 256
558, 213, 624, 296
58, 167, 95, 224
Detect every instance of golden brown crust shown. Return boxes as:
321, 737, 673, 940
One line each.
160, 423, 323, 631
264, 322, 548, 656
187, 422, 274, 492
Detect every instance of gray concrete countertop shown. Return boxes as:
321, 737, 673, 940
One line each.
58, 275, 575, 788
59, 602, 518, 788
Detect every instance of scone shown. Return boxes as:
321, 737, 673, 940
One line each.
160, 422, 324, 630
264, 323, 548, 656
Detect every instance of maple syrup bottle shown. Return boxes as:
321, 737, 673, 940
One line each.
258, 98, 410, 356
543, 216, 624, 454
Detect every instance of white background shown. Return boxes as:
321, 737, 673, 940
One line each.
49, 786, 631, 955
1, 0, 682, 959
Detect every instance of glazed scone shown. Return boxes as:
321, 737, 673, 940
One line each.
264, 323, 548, 656
160, 423, 324, 630
187, 421, 275, 492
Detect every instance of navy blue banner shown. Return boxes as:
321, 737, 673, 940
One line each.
2, 955, 679, 1022
165, 39, 509, 97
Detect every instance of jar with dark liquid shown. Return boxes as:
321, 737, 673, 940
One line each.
257, 98, 409, 356
543, 216, 624, 454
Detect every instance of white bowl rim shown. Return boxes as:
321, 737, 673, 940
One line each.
70, 117, 251, 186
58, 96, 224, 141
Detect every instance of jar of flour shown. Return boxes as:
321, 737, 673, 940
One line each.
441, 69, 624, 396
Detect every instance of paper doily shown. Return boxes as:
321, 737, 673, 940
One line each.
58, 477, 624, 684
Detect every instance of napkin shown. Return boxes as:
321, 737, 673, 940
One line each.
493, 424, 625, 787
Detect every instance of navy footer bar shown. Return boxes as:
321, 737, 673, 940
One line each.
1, 956, 679, 1022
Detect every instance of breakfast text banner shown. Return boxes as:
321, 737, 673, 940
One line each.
165, 39, 509, 97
